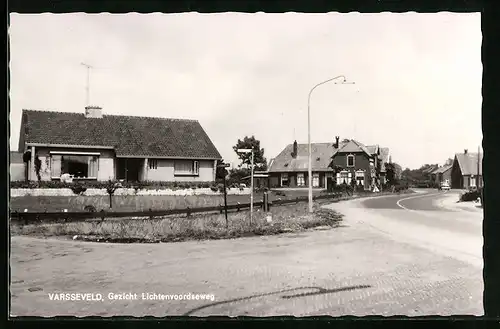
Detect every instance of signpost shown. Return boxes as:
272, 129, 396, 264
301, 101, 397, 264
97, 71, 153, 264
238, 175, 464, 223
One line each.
217, 162, 231, 229
237, 148, 254, 225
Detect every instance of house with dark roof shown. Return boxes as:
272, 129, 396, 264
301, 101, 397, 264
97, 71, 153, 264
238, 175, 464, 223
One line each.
268, 136, 390, 190
18, 106, 222, 183
430, 164, 452, 186
10, 151, 25, 181
451, 149, 483, 189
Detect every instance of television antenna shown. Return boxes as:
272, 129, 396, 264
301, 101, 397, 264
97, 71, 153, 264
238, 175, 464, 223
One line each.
81, 62, 93, 105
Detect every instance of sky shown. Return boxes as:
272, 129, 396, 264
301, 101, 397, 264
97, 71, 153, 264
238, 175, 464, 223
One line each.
8, 12, 482, 170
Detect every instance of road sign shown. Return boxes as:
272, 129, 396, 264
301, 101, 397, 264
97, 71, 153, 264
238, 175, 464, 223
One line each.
217, 164, 230, 168
237, 149, 252, 153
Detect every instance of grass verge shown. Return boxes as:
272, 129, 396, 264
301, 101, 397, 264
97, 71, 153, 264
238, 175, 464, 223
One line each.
10, 200, 343, 244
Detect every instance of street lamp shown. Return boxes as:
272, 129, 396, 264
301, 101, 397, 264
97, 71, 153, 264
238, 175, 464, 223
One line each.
237, 148, 254, 224
307, 75, 355, 213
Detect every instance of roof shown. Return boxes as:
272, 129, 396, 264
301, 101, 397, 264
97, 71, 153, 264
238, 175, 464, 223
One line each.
268, 142, 340, 172
10, 151, 23, 164
455, 152, 482, 176
20, 109, 222, 159
365, 145, 379, 155
433, 164, 452, 174
422, 165, 439, 174
332, 140, 372, 157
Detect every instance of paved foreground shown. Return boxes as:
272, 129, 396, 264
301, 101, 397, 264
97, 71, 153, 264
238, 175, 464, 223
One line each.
10, 190, 483, 317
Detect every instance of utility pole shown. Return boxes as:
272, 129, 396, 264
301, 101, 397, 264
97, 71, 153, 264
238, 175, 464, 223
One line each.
217, 161, 231, 229
81, 62, 93, 105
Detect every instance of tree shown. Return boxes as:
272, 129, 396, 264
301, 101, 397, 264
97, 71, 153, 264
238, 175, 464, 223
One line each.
215, 160, 229, 181
34, 155, 42, 182
385, 162, 398, 186
232, 136, 268, 171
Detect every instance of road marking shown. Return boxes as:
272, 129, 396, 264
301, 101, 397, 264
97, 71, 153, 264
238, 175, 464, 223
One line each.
396, 191, 447, 211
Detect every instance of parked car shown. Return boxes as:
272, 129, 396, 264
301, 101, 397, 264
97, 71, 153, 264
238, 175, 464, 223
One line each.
439, 182, 451, 191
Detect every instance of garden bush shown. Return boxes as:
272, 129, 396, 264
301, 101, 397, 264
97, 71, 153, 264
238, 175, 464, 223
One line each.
70, 183, 87, 195
10, 180, 216, 190
460, 188, 482, 202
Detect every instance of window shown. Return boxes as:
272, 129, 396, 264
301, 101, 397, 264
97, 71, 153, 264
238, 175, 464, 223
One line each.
356, 170, 365, 187
281, 173, 289, 187
297, 173, 305, 186
149, 159, 158, 170
51, 154, 99, 179
470, 175, 476, 187
347, 155, 355, 167
313, 173, 320, 187
339, 171, 349, 185
174, 160, 199, 175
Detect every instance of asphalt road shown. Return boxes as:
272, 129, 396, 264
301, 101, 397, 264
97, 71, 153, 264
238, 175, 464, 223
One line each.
10, 189, 483, 317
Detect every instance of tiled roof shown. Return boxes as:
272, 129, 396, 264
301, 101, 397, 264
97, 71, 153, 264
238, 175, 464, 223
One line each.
455, 152, 482, 176
268, 142, 341, 173
422, 165, 439, 174
20, 110, 222, 159
366, 145, 379, 155
10, 151, 23, 164
433, 164, 452, 174
332, 139, 372, 157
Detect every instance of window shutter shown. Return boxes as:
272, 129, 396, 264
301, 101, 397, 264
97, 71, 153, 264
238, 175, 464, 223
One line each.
193, 161, 199, 174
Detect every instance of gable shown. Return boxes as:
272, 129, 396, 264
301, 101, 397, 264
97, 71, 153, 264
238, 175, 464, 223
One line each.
20, 110, 222, 159
455, 152, 482, 176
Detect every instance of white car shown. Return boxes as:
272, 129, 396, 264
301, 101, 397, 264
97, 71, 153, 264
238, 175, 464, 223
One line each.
439, 182, 451, 191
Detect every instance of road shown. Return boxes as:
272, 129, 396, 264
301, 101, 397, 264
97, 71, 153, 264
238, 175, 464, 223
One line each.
10, 189, 483, 317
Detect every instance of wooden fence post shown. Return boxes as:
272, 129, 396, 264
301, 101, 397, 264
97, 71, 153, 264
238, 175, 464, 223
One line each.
100, 209, 106, 221
149, 208, 153, 220
186, 207, 191, 217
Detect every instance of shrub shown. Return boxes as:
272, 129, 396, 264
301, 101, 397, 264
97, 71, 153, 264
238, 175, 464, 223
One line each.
70, 183, 87, 195
460, 188, 482, 202
84, 205, 97, 212
10, 180, 216, 191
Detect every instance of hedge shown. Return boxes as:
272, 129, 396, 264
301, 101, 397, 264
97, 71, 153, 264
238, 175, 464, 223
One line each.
10, 180, 220, 190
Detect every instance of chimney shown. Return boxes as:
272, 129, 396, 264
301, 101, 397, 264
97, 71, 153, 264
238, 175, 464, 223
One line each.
335, 136, 340, 149
292, 140, 298, 158
464, 149, 468, 155
85, 105, 103, 118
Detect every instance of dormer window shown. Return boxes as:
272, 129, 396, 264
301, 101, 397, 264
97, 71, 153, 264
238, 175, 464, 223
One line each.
347, 154, 355, 167
316, 157, 320, 161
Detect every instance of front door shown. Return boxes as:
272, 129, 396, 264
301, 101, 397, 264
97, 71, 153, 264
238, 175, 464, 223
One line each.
116, 158, 142, 182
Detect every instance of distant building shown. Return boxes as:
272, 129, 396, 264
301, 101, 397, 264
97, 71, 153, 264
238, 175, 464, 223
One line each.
268, 137, 390, 190
451, 149, 483, 189
430, 164, 452, 185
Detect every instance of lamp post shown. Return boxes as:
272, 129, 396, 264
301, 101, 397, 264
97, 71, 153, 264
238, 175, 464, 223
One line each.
307, 75, 355, 213
237, 148, 254, 224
